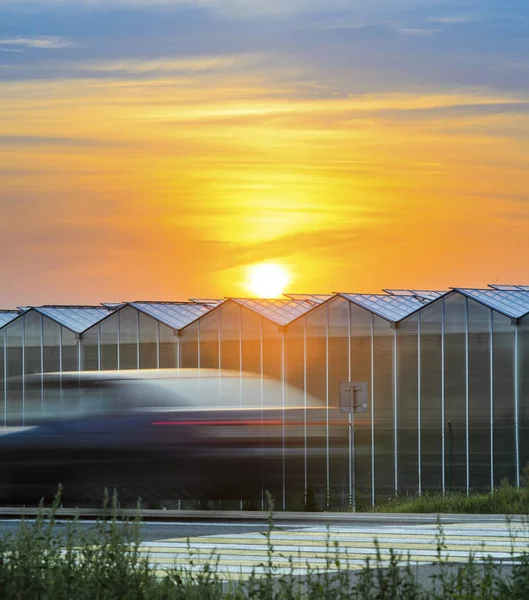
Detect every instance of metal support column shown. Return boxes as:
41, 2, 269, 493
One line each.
281, 328, 286, 511
515, 324, 520, 486
97, 324, 102, 371
303, 316, 308, 504
489, 309, 494, 491
3, 330, 6, 427
117, 312, 121, 370
21, 317, 25, 426
348, 303, 355, 510
418, 312, 422, 495
325, 305, 330, 509
40, 315, 44, 422
393, 325, 398, 495
370, 313, 375, 508
260, 318, 264, 510
441, 298, 446, 494
136, 311, 140, 370
156, 322, 160, 370
197, 319, 201, 369
465, 298, 470, 496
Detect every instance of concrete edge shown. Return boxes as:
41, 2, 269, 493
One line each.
0, 508, 524, 523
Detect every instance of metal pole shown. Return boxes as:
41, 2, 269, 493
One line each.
260, 317, 264, 510
348, 302, 355, 511
515, 324, 520, 487
21, 317, 25, 427
136, 311, 140, 370
197, 320, 201, 369
117, 312, 121, 370
303, 316, 308, 504
393, 325, 398, 495
325, 304, 330, 509
40, 316, 44, 422
441, 298, 446, 494
156, 322, 160, 370
489, 310, 494, 491
97, 324, 102, 371
370, 313, 375, 509
3, 329, 6, 427
448, 420, 453, 491
465, 298, 470, 496
418, 312, 422, 496
281, 329, 286, 511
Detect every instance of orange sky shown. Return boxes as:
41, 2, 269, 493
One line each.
2, 2, 529, 306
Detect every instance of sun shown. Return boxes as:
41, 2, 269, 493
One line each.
247, 263, 291, 298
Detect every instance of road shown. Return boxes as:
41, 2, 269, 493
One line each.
1, 514, 528, 580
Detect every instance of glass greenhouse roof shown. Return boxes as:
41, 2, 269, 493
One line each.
130, 302, 214, 330
284, 294, 333, 304
339, 293, 435, 322
488, 284, 529, 292
0, 310, 21, 328
383, 289, 446, 299
453, 289, 529, 319
34, 306, 111, 334
231, 298, 315, 326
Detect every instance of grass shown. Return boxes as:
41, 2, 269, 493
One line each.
377, 486, 529, 514
3, 490, 529, 598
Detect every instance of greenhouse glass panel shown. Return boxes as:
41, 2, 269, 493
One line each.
100, 314, 118, 370
493, 312, 516, 486
62, 327, 79, 372
139, 312, 158, 369
0, 329, 4, 426
6, 318, 23, 426
180, 322, 198, 368
519, 315, 529, 477
119, 306, 138, 370
159, 323, 177, 368
397, 313, 418, 495
305, 306, 327, 506
419, 300, 442, 492
82, 325, 99, 371
42, 316, 60, 374
198, 310, 220, 369
220, 303, 241, 372
443, 293, 467, 492
467, 299, 491, 491
241, 309, 261, 376
373, 315, 394, 498
328, 298, 350, 508
349, 303, 373, 507
24, 311, 42, 425
285, 316, 306, 510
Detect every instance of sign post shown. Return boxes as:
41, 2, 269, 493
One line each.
339, 382, 368, 512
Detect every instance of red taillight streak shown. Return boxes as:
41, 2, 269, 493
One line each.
152, 420, 283, 426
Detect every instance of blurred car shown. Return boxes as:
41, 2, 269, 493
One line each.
0, 369, 333, 506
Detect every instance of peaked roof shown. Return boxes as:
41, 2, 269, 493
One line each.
488, 284, 529, 291
383, 289, 446, 300
34, 306, 111, 334
453, 288, 529, 319
230, 298, 315, 327
0, 310, 22, 329
129, 302, 215, 330
338, 293, 437, 323
284, 293, 333, 304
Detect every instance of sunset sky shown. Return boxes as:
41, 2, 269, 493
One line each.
1, 0, 529, 307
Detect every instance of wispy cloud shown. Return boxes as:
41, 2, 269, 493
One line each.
0, 36, 71, 49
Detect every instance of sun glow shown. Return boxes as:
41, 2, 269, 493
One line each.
247, 263, 291, 298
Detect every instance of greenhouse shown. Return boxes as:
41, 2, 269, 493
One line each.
1, 285, 529, 507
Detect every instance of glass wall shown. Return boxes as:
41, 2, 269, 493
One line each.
397, 313, 418, 495
493, 312, 516, 486
418, 300, 443, 492
349, 304, 373, 506
519, 315, 529, 479
443, 293, 467, 492
139, 313, 158, 369
327, 298, 350, 508
467, 300, 492, 490
373, 315, 394, 499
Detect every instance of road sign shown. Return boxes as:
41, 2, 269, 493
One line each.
339, 382, 368, 414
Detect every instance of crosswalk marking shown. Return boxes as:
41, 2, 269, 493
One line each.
140, 522, 529, 579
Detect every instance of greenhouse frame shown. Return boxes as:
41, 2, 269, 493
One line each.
1, 285, 529, 508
